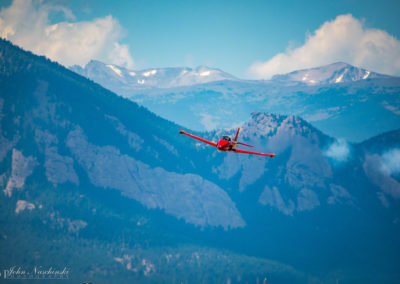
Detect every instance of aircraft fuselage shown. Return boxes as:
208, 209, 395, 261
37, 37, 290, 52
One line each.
216, 139, 238, 152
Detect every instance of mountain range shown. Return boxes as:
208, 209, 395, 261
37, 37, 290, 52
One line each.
71, 60, 400, 142
70, 60, 237, 90
1, 38, 400, 283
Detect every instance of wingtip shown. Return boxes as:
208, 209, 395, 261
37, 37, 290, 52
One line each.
179, 130, 185, 134
270, 154, 276, 158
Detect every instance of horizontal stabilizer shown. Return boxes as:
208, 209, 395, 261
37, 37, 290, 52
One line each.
237, 142, 254, 147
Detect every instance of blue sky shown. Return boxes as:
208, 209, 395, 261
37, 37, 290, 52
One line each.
1, 0, 400, 78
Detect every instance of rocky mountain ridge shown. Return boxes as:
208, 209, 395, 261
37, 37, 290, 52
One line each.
271, 62, 388, 85
70, 60, 238, 92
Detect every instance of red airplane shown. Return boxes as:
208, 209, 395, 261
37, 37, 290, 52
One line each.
179, 128, 275, 157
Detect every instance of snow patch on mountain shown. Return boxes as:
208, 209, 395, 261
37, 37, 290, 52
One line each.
107, 64, 123, 77
200, 71, 210, 76
143, 70, 157, 77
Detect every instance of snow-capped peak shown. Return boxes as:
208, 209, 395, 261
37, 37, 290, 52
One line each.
271, 62, 387, 85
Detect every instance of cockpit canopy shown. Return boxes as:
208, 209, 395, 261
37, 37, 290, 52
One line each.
222, 136, 231, 141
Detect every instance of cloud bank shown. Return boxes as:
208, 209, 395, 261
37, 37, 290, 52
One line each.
248, 14, 400, 79
0, 0, 134, 68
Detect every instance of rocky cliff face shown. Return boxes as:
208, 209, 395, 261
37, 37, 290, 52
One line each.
66, 126, 244, 229
3, 149, 38, 197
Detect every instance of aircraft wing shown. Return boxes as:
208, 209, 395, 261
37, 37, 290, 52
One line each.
179, 130, 217, 147
232, 148, 275, 157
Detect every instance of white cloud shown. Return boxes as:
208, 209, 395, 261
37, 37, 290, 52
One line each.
0, 0, 134, 68
381, 148, 400, 175
324, 139, 351, 162
248, 14, 400, 79
199, 113, 219, 131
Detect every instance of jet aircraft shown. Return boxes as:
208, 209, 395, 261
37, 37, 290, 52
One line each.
179, 128, 275, 157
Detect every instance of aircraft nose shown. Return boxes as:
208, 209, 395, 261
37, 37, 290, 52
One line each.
217, 140, 228, 149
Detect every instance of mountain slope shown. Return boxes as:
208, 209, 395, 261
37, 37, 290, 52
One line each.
0, 38, 312, 283
1, 38, 400, 283
203, 112, 400, 281
0, 43, 244, 230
